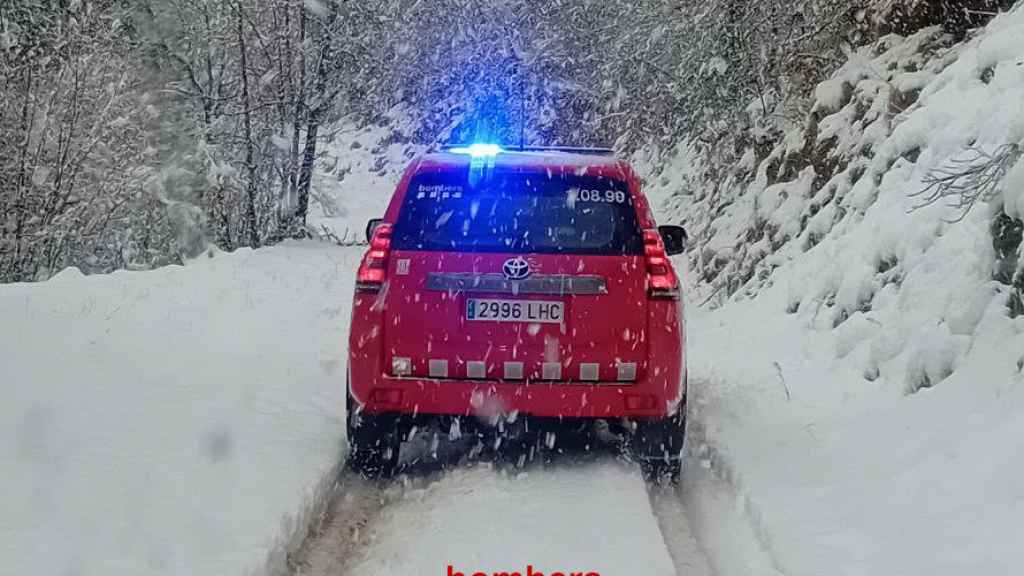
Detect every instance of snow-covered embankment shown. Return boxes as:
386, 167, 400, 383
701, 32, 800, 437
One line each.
639, 8, 1024, 576
1, 243, 361, 576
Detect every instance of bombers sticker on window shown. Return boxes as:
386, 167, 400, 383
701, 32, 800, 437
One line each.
416, 184, 464, 200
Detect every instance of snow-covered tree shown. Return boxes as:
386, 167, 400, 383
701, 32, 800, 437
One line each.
2, 0, 1017, 282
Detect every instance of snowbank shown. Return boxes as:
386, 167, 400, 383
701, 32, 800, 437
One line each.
1, 243, 361, 576
642, 6, 1024, 576
681, 258, 1024, 574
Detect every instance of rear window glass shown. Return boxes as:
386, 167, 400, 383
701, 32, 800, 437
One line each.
391, 170, 643, 255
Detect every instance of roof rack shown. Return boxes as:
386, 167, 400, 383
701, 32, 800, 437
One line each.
439, 144, 615, 156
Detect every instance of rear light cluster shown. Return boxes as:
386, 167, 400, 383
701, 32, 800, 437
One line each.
643, 230, 680, 300
356, 223, 393, 293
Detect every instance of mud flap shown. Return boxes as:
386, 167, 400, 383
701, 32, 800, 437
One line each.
346, 391, 401, 479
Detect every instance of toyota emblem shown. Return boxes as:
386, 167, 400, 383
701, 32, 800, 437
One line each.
502, 257, 531, 280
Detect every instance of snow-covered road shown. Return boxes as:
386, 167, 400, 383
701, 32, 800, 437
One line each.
294, 458, 717, 576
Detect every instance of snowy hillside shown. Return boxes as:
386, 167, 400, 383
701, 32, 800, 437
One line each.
0, 244, 361, 576
636, 7, 1024, 575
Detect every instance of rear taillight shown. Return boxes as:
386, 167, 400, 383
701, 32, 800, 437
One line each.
644, 229, 680, 300
356, 223, 393, 293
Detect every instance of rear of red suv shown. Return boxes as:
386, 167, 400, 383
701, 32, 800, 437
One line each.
347, 146, 688, 481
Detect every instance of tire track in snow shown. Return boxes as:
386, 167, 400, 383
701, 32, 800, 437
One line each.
291, 454, 720, 575
648, 484, 714, 576
673, 461, 785, 576
289, 424, 773, 576
287, 471, 391, 576
680, 389, 787, 576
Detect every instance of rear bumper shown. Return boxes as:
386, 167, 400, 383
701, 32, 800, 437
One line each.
350, 375, 684, 419
347, 290, 686, 421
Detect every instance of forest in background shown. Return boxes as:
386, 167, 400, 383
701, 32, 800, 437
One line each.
0, 0, 1011, 282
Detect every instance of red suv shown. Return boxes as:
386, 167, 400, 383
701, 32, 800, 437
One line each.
346, 145, 688, 481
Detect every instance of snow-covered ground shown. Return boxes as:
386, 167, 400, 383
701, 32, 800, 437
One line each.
0, 243, 361, 576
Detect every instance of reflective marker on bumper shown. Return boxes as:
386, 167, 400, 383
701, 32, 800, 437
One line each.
428, 359, 449, 378
580, 363, 599, 381
626, 394, 656, 410
617, 362, 637, 381
504, 362, 524, 380
370, 388, 403, 405
542, 362, 562, 380
467, 361, 486, 379
392, 357, 412, 376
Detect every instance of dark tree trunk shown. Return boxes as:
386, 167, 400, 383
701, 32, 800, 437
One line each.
295, 119, 319, 229
215, 184, 234, 251
275, 3, 292, 222
293, 5, 337, 230
11, 66, 35, 281
286, 4, 307, 231
237, 2, 260, 248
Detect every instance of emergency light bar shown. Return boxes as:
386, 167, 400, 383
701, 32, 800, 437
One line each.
441, 144, 615, 156
447, 143, 504, 157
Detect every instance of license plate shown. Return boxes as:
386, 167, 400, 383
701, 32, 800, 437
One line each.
466, 298, 564, 324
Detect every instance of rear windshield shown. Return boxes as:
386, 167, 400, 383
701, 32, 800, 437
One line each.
391, 170, 644, 255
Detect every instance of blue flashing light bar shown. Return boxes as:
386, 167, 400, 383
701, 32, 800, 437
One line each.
447, 143, 504, 158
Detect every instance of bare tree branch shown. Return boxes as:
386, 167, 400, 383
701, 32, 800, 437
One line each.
909, 143, 1022, 222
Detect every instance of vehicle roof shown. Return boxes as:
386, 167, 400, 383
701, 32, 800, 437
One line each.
384, 147, 656, 228
414, 149, 632, 176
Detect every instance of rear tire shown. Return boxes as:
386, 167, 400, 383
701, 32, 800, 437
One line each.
630, 401, 686, 485
346, 389, 401, 479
